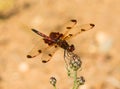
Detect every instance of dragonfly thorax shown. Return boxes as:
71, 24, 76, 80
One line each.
57, 39, 75, 52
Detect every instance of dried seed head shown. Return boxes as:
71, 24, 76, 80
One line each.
76, 76, 85, 86
69, 54, 82, 71
50, 77, 57, 86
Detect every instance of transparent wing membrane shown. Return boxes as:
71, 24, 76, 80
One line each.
41, 45, 58, 63
27, 38, 49, 58
62, 19, 77, 39
63, 23, 95, 40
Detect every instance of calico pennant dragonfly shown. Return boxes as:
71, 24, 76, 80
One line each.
27, 19, 95, 63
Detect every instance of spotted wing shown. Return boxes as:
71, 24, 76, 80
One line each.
41, 45, 59, 63
60, 19, 77, 38
63, 23, 95, 40
26, 38, 58, 63
26, 37, 48, 58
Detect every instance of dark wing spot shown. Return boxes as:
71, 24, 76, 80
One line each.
48, 54, 52, 57
38, 50, 42, 53
66, 27, 72, 29
42, 60, 47, 63
69, 34, 73, 37
90, 24, 95, 27
27, 55, 32, 58
81, 29, 86, 31
71, 19, 77, 23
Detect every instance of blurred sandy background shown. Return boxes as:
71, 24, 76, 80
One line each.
0, 0, 120, 89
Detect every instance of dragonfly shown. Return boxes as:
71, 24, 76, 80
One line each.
26, 19, 95, 63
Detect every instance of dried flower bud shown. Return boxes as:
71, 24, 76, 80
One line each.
50, 77, 57, 86
69, 54, 82, 71
76, 76, 85, 86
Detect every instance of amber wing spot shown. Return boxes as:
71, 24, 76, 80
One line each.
71, 19, 77, 23
66, 27, 72, 29
48, 54, 52, 57
81, 29, 86, 31
27, 55, 32, 58
38, 50, 42, 53
42, 60, 48, 63
69, 34, 73, 36
90, 23, 95, 27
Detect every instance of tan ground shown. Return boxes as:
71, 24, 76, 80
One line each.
0, 0, 120, 89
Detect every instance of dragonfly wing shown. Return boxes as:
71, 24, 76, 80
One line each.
64, 19, 77, 36
55, 19, 77, 36
27, 37, 59, 63
41, 45, 59, 63
26, 38, 49, 58
63, 23, 95, 40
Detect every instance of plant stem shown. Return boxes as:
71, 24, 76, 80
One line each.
72, 70, 77, 89
54, 85, 57, 89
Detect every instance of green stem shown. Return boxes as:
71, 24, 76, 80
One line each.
72, 70, 77, 89
54, 85, 57, 89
